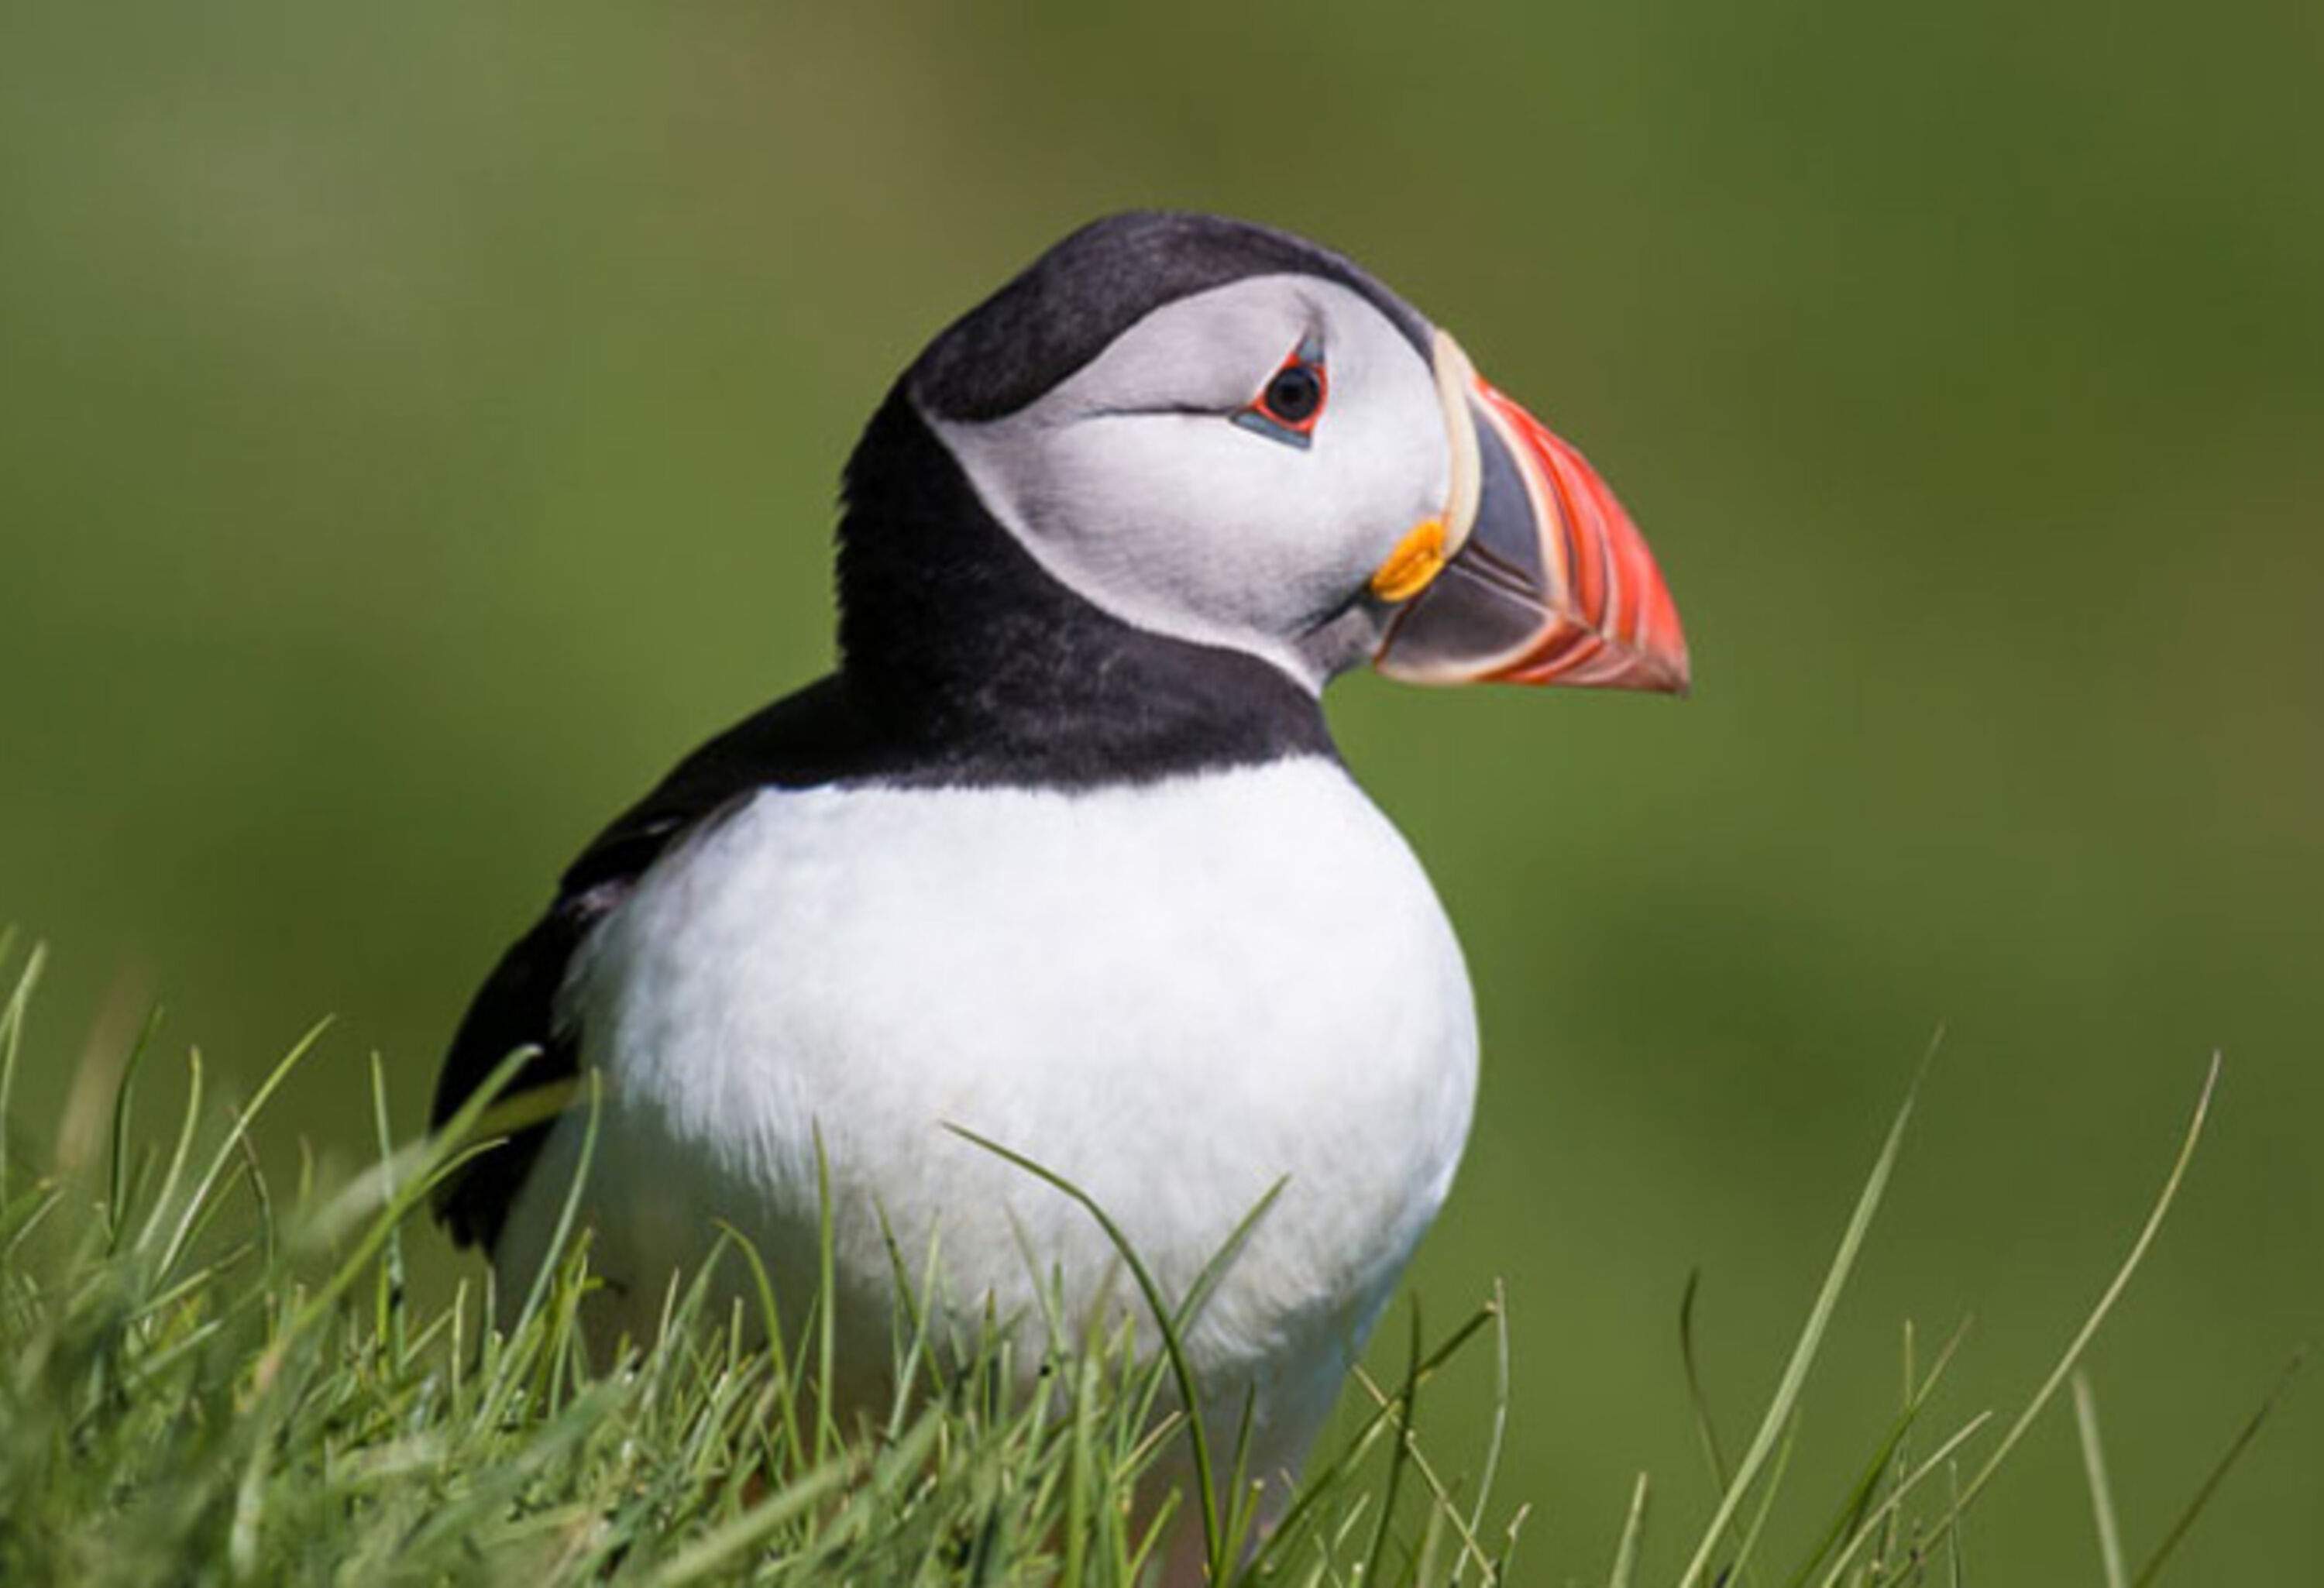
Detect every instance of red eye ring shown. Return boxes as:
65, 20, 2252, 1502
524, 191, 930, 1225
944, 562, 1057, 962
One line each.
1239, 339, 1328, 444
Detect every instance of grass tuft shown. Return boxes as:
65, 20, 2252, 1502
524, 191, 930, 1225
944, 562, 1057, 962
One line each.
0, 938, 2298, 1585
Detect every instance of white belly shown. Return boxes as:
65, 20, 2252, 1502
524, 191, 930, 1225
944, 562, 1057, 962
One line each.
498, 756, 1477, 1474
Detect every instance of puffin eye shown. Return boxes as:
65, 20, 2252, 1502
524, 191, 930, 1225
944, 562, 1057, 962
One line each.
1264, 365, 1323, 424
1233, 339, 1329, 449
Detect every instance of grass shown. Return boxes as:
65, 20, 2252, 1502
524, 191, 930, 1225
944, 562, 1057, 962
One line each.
0, 931, 2299, 1585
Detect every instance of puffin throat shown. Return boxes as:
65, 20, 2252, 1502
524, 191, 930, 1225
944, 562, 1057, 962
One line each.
830, 387, 1339, 788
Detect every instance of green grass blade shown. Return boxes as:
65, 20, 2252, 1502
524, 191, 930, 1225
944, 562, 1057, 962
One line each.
1608, 1472, 1650, 1588
2073, 1371, 2129, 1588
1172, 1174, 1285, 1338
813, 1122, 838, 1464
367, 1052, 408, 1359
1344, 1348, 1515, 1586
1679, 1268, 1734, 1496
1938, 1055, 2219, 1539
0, 936, 43, 1196
713, 1216, 806, 1459
1727, 1411, 1802, 1588
945, 1120, 1229, 1579
641, 1432, 861, 1585
1783, 1315, 1972, 1588
1810, 1412, 1994, 1588
130, 1048, 203, 1255
2129, 1345, 2307, 1588
1945, 1459, 1967, 1588
1450, 1280, 1512, 1588
507, 1069, 602, 1341
1360, 1302, 1426, 1588
155, 1014, 332, 1279
1255, 1303, 1497, 1575
1676, 1064, 1925, 1588
102, 1004, 164, 1252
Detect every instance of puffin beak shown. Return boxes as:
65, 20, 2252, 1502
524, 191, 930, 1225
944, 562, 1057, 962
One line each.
1372, 332, 1690, 693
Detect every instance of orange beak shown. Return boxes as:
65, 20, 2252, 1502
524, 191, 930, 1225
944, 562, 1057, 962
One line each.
1373, 332, 1690, 694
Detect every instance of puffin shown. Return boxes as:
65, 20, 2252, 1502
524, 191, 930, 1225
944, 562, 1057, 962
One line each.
431, 210, 1687, 1573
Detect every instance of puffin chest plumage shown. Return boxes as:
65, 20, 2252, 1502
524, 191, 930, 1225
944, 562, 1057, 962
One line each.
498, 755, 1477, 1442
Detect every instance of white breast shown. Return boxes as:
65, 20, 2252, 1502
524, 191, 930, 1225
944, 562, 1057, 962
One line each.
497, 756, 1477, 1473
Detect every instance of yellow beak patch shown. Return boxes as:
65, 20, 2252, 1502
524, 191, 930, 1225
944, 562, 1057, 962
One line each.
1369, 517, 1450, 603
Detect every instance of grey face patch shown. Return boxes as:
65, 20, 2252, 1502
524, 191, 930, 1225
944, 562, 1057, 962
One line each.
923, 274, 1451, 693
909, 211, 1434, 422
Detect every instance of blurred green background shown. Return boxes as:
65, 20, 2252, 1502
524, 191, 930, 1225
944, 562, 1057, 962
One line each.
4, 1, 2319, 1578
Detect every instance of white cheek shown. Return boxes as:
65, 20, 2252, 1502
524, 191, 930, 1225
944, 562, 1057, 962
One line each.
1315, 356, 1455, 564
1046, 404, 1446, 631
1061, 294, 1291, 416
1040, 418, 1343, 630
927, 275, 1449, 686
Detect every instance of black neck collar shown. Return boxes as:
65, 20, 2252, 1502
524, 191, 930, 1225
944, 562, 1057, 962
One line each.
832, 387, 1339, 789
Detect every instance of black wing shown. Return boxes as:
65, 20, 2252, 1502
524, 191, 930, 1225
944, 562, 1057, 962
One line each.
429, 674, 881, 1252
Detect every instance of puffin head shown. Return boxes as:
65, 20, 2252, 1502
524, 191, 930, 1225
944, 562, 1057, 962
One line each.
858, 211, 1688, 706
